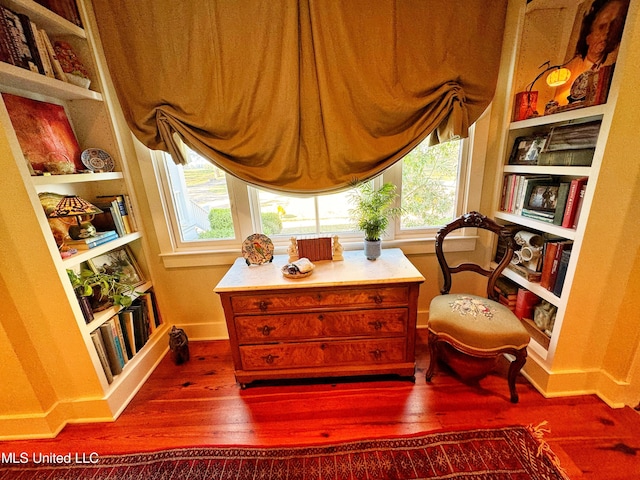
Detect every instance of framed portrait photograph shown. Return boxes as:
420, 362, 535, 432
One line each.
554, 0, 630, 107
88, 246, 145, 287
509, 135, 548, 165
526, 184, 560, 212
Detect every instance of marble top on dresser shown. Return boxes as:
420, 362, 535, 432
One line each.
214, 248, 425, 292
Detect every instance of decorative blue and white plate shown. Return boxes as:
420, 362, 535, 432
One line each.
242, 233, 274, 265
81, 148, 114, 172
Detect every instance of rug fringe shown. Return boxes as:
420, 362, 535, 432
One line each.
527, 421, 571, 480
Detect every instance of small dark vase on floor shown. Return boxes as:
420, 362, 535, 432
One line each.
169, 326, 190, 365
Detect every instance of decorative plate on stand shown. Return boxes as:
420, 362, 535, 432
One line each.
242, 234, 274, 265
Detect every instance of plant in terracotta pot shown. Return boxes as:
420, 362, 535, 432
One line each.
348, 181, 402, 260
67, 268, 137, 311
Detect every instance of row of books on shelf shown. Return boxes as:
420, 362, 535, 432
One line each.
495, 230, 573, 297
500, 174, 587, 229
89, 292, 161, 384
495, 278, 557, 338
507, 239, 573, 297
0, 3, 88, 86
65, 194, 137, 250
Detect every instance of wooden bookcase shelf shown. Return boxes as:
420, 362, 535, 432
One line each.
491, 0, 628, 365
0, 0, 167, 435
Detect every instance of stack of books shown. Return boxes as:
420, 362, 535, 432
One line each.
65, 230, 118, 250
494, 277, 519, 312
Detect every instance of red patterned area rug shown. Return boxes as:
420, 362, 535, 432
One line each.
2, 425, 569, 480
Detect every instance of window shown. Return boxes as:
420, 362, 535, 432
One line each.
399, 139, 462, 231
250, 188, 355, 236
155, 132, 470, 259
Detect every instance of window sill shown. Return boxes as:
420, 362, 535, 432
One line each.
159, 235, 478, 268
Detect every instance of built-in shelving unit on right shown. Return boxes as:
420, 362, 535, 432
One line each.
492, 0, 632, 365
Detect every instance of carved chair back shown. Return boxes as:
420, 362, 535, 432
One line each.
435, 211, 515, 299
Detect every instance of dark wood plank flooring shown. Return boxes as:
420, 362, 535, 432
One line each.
5, 330, 640, 479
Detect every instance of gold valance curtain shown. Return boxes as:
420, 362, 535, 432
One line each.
92, 0, 507, 193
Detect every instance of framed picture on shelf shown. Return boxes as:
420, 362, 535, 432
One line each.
88, 246, 145, 287
2, 93, 83, 175
509, 135, 548, 165
526, 183, 560, 212
552, 0, 630, 109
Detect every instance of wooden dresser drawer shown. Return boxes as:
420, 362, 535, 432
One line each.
239, 338, 406, 370
234, 308, 407, 343
230, 286, 409, 314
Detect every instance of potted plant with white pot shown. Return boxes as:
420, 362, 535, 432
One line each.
348, 181, 402, 260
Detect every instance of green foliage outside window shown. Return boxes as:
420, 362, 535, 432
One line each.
198, 209, 283, 239
199, 208, 233, 239
401, 139, 460, 228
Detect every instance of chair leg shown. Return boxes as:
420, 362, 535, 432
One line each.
425, 331, 439, 382
507, 347, 528, 403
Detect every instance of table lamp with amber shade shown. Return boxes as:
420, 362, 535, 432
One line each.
48, 195, 103, 240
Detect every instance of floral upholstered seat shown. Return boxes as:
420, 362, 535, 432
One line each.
425, 212, 530, 403
429, 294, 530, 352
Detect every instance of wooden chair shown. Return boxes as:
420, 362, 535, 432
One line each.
425, 212, 530, 403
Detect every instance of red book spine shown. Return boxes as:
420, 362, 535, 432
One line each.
540, 242, 559, 290
515, 288, 539, 320
547, 242, 568, 292
562, 177, 588, 228
571, 184, 588, 229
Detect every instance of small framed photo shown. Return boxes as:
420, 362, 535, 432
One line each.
88, 246, 145, 287
526, 184, 560, 212
509, 135, 548, 165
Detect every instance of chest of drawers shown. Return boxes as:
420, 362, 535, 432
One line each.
215, 249, 424, 387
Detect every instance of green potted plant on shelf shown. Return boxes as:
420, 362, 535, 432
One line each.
348, 181, 402, 260
67, 268, 137, 311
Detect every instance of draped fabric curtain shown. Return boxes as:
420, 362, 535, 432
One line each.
92, 0, 507, 193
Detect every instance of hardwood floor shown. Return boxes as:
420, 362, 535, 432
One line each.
5, 330, 640, 479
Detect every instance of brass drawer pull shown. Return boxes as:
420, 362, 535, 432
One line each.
369, 294, 383, 304
257, 300, 272, 311
259, 325, 276, 336
262, 354, 279, 364
370, 349, 386, 360
368, 320, 386, 331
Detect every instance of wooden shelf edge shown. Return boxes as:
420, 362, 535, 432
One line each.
521, 317, 551, 350
494, 211, 577, 240
4, 0, 86, 37
502, 165, 592, 176
0, 63, 101, 101
509, 105, 606, 130
61, 232, 143, 268
501, 266, 560, 306
32, 171, 124, 186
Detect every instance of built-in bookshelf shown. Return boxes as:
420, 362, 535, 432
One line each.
0, 0, 168, 436
491, 0, 630, 365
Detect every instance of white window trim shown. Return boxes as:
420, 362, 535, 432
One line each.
146, 108, 491, 268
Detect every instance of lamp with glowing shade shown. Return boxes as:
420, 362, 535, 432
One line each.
48, 195, 103, 240
545, 67, 572, 87
514, 60, 572, 121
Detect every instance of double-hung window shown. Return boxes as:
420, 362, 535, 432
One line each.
153, 127, 477, 266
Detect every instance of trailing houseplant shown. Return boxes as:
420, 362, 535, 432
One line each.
348, 181, 402, 260
67, 268, 137, 310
